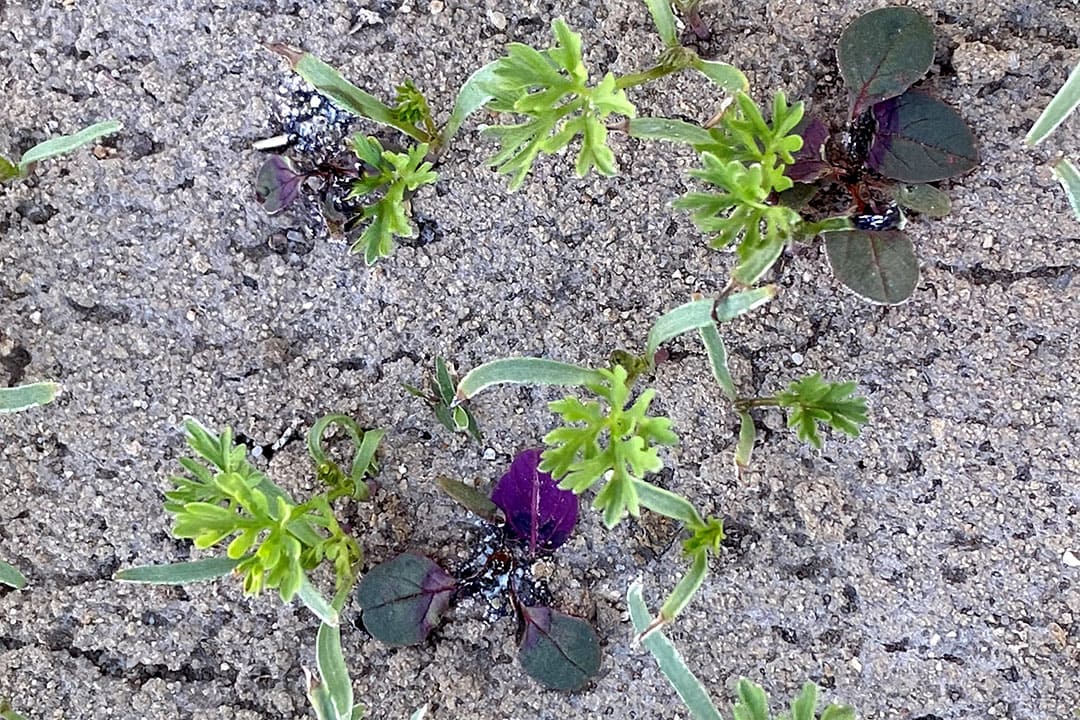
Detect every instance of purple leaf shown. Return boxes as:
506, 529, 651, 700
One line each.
491, 449, 578, 555
517, 605, 601, 691
836, 7, 935, 117
255, 155, 305, 214
868, 90, 978, 183
355, 553, 456, 646
787, 116, 831, 183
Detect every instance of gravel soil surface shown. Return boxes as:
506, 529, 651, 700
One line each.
1, 0, 1078, 718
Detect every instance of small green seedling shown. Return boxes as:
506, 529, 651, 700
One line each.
358, 450, 602, 691
404, 356, 482, 442
628, 582, 856, 720
427, 288, 867, 629
1, 121, 121, 182
117, 415, 384, 625
633, 7, 978, 304
1026, 60, 1080, 220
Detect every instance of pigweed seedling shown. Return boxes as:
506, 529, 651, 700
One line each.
356, 450, 602, 691
633, 7, 978, 304
629, 583, 855, 720
431, 288, 867, 629
0, 120, 121, 183
1025, 60, 1080, 220
117, 415, 385, 625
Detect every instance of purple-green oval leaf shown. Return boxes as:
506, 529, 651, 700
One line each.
788, 116, 830, 183
837, 7, 934, 117
491, 449, 578, 555
825, 229, 918, 305
356, 553, 456, 646
255, 154, 304, 214
517, 605, 601, 691
868, 90, 978, 182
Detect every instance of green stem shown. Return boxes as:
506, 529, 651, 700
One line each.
799, 215, 853, 237
735, 396, 779, 411
616, 64, 680, 90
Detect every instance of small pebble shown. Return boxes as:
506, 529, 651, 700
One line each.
428, 0, 443, 12
488, 10, 507, 29
483, 448, 496, 461
1063, 550, 1080, 568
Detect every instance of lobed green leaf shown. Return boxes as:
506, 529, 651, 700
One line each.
776, 373, 868, 449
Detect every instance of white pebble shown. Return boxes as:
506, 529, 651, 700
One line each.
1063, 550, 1080, 568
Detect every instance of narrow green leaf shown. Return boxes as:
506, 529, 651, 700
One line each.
307, 684, 338, 720
17, 120, 122, 172
442, 60, 500, 147
270, 44, 425, 142
1026, 61, 1080, 146
692, 59, 749, 93
627, 581, 723, 720
351, 705, 366, 720
824, 229, 919, 305
646, 288, 776, 365
699, 324, 736, 401
0, 382, 61, 413
659, 550, 708, 621
1052, 157, 1080, 221
409, 706, 430, 720
456, 358, 601, 400
316, 621, 353, 718
627, 117, 715, 146
435, 357, 456, 403
298, 577, 340, 627
820, 704, 856, 720
114, 557, 241, 584
633, 479, 703, 526
0, 561, 27, 589
791, 682, 818, 720
644, 0, 679, 48
436, 477, 502, 523
735, 680, 770, 720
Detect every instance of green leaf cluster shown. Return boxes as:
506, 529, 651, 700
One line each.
734, 680, 854, 720
347, 135, 438, 264
674, 92, 805, 284
165, 421, 365, 601
404, 356, 482, 441
541, 365, 678, 528
775, 373, 868, 449
483, 18, 635, 190
393, 79, 438, 138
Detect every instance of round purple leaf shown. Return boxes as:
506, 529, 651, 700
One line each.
491, 449, 578, 555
